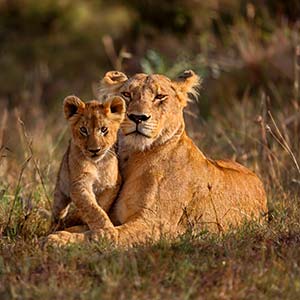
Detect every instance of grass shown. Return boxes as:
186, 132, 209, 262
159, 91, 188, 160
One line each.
1, 212, 300, 299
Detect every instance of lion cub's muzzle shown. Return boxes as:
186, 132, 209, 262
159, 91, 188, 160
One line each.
86, 147, 107, 161
88, 148, 101, 156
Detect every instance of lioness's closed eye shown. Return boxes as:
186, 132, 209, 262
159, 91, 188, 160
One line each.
52, 95, 125, 232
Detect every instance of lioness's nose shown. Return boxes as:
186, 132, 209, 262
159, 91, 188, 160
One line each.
88, 148, 101, 154
128, 114, 151, 124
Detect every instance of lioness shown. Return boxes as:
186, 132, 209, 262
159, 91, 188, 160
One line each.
47, 70, 267, 246
52, 95, 125, 232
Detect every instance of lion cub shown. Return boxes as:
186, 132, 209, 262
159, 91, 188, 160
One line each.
52, 95, 125, 232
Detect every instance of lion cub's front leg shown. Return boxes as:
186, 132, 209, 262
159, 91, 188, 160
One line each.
70, 177, 114, 232
95, 179, 121, 212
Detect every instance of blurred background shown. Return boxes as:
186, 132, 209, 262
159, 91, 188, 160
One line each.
0, 0, 299, 236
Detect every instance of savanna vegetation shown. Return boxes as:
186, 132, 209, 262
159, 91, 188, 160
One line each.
0, 1, 300, 299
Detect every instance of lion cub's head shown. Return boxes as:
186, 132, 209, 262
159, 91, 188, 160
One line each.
100, 70, 201, 151
64, 95, 125, 161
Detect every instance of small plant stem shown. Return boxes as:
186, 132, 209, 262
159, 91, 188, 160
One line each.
18, 119, 52, 211
5, 155, 31, 231
267, 111, 300, 176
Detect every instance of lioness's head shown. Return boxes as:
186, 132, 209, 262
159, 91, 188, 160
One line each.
100, 70, 200, 151
64, 95, 125, 161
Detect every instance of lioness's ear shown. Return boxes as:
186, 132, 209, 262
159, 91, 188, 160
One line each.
63, 95, 85, 120
98, 71, 128, 100
173, 70, 201, 105
102, 71, 128, 86
103, 96, 126, 122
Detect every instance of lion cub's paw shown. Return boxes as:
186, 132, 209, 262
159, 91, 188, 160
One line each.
44, 231, 86, 247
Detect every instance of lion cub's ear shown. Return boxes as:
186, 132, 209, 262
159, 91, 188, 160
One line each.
63, 95, 85, 120
103, 96, 126, 122
173, 70, 202, 106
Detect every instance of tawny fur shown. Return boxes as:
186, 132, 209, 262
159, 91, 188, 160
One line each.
47, 71, 267, 247
52, 95, 125, 232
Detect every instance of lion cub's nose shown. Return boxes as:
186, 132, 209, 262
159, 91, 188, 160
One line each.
88, 148, 101, 154
128, 114, 151, 124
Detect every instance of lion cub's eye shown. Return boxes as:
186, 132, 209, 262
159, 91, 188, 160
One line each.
155, 94, 167, 101
100, 126, 108, 136
79, 126, 88, 136
121, 92, 131, 100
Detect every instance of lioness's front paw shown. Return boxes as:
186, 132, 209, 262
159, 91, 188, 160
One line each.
89, 228, 118, 244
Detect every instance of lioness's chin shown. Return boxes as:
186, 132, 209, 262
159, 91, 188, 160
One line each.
122, 133, 155, 152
